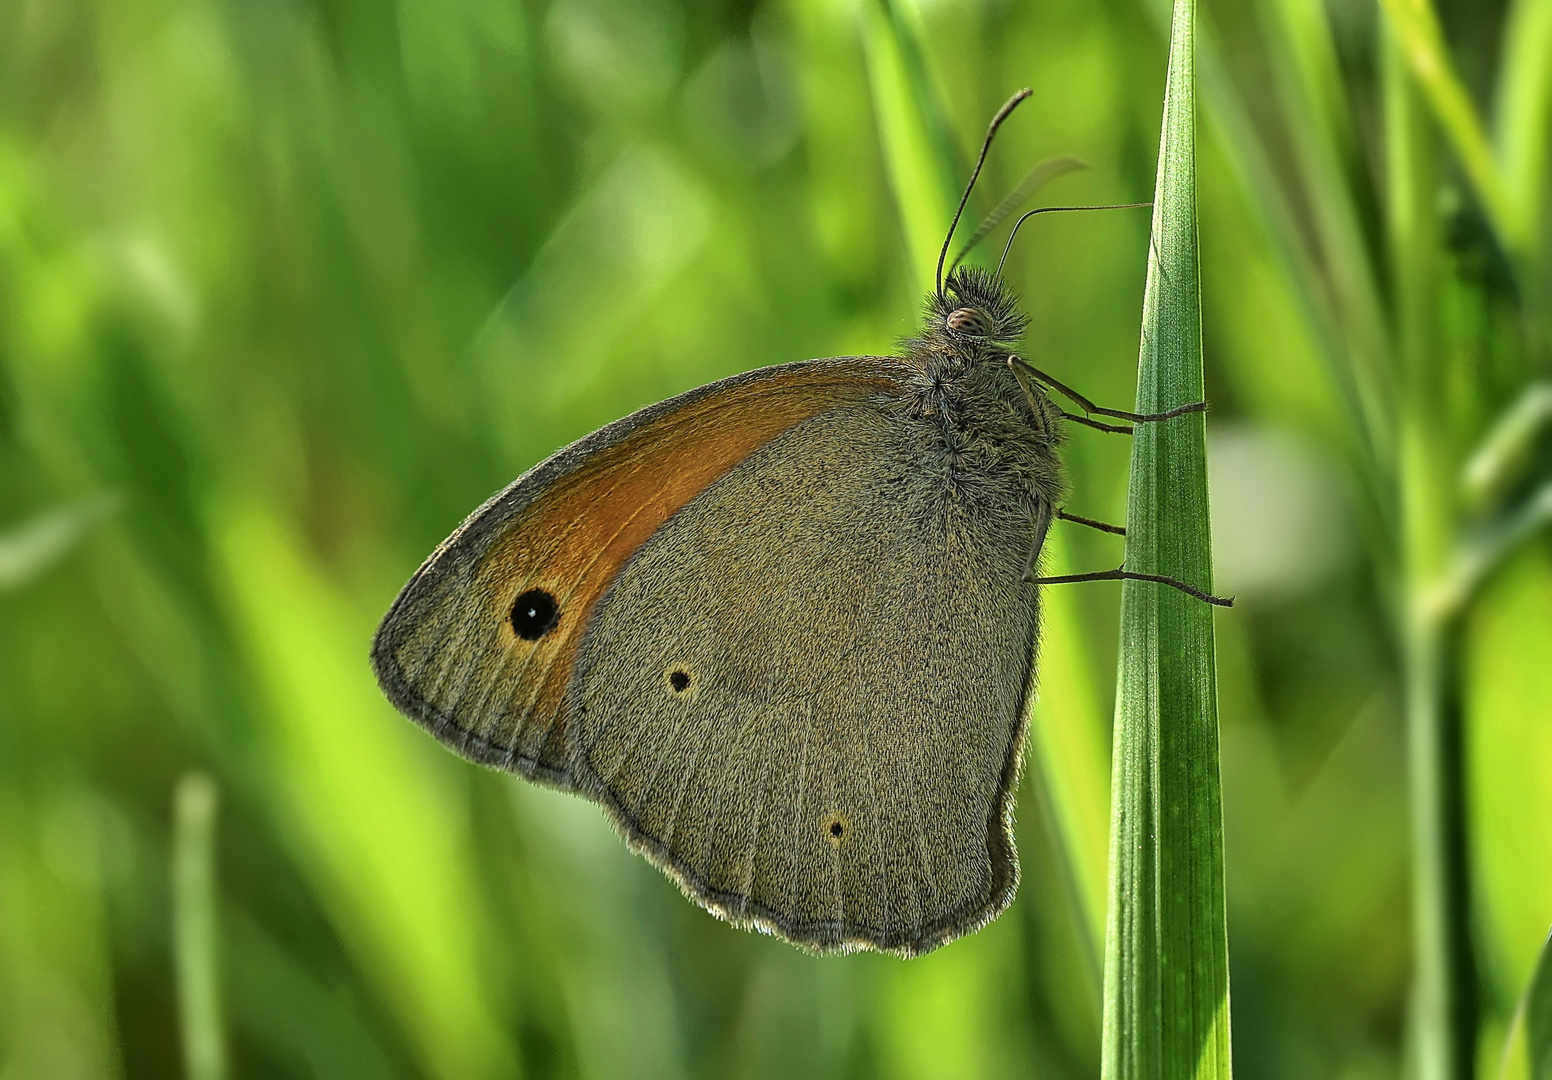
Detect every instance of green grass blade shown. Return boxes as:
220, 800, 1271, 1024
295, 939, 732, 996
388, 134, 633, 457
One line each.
0, 493, 121, 590
1385, 23, 1480, 1079
1102, 2, 1231, 1076
174, 772, 226, 1080
1467, 551, 1552, 1076
1462, 383, 1552, 514
1530, 928, 1552, 1078
1377, 0, 1515, 252
1498, 927, 1552, 1080
1494, 0, 1552, 258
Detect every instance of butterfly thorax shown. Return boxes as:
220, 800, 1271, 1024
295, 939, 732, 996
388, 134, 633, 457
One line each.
890, 266, 1066, 527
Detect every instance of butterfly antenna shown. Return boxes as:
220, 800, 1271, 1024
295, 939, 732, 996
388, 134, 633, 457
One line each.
948, 156, 1087, 276
936, 88, 1033, 297
996, 202, 1153, 278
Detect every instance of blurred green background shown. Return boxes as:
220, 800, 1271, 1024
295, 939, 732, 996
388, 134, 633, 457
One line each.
2, 0, 1549, 1076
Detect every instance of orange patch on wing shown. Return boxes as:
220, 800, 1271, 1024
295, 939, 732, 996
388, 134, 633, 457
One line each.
469, 361, 903, 752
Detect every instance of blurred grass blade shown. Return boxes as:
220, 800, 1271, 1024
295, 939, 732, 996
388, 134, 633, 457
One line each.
175, 772, 226, 1080
1026, 525, 1112, 950
1257, 0, 1396, 486
1189, 6, 1389, 511
1102, 1, 1231, 1077
1442, 482, 1552, 613
1377, 0, 1514, 250
0, 492, 122, 589
1384, 22, 1476, 1079
1469, 547, 1552, 1080
1462, 383, 1552, 513
1531, 929, 1552, 1078
1499, 927, 1552, 1080
857, 0, 962, 296
1494, 0, 1552, 252
949, 156, 1087, 273
217, 499, 518, 1080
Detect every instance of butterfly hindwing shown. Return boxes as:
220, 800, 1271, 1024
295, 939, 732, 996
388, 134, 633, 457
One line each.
565, 400, 1046, 955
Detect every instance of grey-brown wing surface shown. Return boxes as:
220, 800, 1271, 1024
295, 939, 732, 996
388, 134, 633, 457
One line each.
566, 402, 1043, 955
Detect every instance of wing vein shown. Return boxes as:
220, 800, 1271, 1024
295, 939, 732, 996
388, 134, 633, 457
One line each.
738, 712, 774, 916
786, 698, 815, 934
854, 700, 893, 945
701, 699, 763, 908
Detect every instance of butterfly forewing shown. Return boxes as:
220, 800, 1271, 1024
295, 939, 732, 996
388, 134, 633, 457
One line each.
371, 359, 912, 790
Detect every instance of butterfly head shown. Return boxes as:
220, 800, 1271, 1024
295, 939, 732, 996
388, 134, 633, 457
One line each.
918, 265, 1029, 363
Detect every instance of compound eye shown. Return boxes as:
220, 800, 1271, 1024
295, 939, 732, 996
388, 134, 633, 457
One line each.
946, 307, 993, 337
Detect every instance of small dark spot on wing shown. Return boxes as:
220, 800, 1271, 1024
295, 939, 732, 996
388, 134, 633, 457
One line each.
663, 664, 700, 698
823, 812, 851, 847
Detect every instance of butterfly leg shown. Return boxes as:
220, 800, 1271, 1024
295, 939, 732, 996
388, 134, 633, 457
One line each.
1006, 356, 1058, 436
1056, 508, 1125, 535
1059, 410, 1134, 435
1009, 355, 1207, 427
1027, 563, 1233, 607
1008, 355, 1132, 436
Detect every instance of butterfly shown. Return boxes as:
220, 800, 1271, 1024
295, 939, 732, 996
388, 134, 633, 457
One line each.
371, 89, 1224, 956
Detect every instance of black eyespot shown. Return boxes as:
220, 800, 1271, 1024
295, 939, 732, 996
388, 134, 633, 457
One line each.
669, 670, 691, 692
829, 821, 844, 837
510, 589, 559, 640
946, 306, 993, 337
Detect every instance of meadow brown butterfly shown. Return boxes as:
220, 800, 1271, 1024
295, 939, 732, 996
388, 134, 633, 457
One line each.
371, 90, 1226, 956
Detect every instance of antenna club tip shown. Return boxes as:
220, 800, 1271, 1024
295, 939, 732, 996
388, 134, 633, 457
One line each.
940, 89, 1036, 294
991, 89, 1034, 127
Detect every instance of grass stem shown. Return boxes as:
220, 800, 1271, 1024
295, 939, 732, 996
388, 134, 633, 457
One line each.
1385, 24, 1477, 1079
175, 772, 226, 1080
